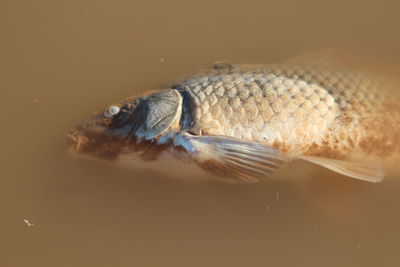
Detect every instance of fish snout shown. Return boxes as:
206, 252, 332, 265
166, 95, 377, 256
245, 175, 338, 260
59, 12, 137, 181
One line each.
66, 131, 90, 152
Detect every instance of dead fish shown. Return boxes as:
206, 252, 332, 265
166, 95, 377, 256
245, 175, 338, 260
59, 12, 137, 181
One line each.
67, 52, 400, 183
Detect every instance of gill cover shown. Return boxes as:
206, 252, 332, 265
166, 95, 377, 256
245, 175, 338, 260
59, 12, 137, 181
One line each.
130, 89, 183, 140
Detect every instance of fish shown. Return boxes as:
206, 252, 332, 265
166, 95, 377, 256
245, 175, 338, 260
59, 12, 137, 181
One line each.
67, 51, 400, 183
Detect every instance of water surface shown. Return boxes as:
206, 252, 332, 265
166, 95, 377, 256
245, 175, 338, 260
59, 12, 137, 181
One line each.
1, 0, 400, 266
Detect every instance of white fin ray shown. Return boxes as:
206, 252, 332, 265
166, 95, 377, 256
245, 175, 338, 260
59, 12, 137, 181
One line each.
299, 155, 385, 183
174, 134, 288, 183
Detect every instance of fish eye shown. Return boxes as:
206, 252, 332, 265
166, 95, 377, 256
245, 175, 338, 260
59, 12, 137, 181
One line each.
104, 105, 120, 118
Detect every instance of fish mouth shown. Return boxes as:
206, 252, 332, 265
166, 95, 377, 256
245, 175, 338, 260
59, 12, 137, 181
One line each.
66, 131, 90, 152
66, 126, 128, 160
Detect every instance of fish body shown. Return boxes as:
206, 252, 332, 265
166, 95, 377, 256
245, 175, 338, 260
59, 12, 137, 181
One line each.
68, 54, 400, 183
179, 64, 398, 156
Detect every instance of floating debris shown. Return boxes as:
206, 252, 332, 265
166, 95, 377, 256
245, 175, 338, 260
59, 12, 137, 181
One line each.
33, 99, 39, 103
213, 61, 232, 70
23, 219, 34, 227
276, 192, 280, 200
159, 58, 165, 63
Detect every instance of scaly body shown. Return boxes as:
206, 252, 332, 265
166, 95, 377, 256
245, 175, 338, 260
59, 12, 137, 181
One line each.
176, 64, 400, 160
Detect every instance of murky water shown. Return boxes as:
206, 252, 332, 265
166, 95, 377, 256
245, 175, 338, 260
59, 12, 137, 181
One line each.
1, 0, 400, 266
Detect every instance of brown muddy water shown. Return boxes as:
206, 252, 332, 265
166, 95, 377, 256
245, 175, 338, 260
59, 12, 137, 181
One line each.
1, 0, 400, 266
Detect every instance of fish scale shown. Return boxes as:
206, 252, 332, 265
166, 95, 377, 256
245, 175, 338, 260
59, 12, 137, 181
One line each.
178, 64, 400, 159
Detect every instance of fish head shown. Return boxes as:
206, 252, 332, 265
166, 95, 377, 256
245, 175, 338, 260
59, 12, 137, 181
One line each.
67, 96, 142, 160
67, 89, 184, 162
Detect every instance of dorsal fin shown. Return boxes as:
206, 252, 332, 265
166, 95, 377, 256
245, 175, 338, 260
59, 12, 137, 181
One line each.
284, 48, 359, 68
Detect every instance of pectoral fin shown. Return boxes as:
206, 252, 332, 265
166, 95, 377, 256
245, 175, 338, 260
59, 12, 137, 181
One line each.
299, 155, 385, 183
174, 134, 288, 183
